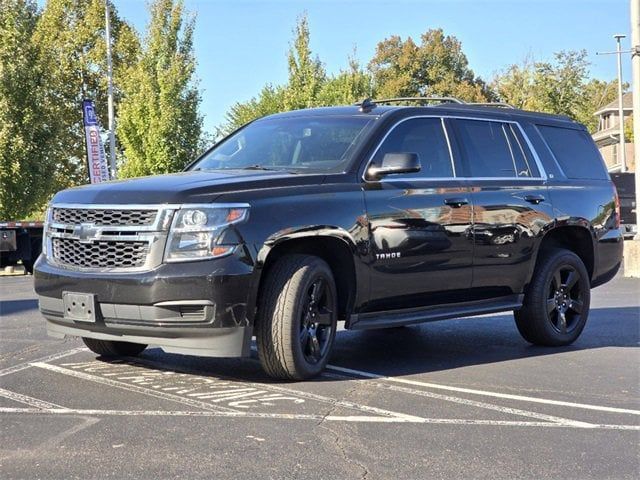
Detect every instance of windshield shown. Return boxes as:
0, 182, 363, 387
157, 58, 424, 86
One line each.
191, 116, 373, 173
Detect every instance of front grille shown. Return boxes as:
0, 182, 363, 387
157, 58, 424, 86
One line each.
52, 237, 149, 268
52, 208, 156, 226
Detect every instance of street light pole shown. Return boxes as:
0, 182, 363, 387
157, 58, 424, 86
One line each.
615, 34, 628, 173
105, 0, 117, 179
632, 0, 640, 240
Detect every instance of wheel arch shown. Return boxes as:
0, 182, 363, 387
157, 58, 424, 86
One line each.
530, 225, 595, 286
250, 229, 360, 325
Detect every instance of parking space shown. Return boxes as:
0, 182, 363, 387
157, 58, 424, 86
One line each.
1, 274, 639, 479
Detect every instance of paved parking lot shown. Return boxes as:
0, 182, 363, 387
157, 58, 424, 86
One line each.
1, 274, 639, 479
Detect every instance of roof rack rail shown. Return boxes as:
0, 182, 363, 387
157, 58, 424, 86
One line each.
464, 102, 515, 109
354, 97, 517, 111
373, 96, 465, 105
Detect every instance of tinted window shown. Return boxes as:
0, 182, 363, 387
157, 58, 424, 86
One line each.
192, 116, 372, 173
454, 119, 518, 177
373, 118, 453, 178
537, 125, 609, 180
503, 124, 538, 177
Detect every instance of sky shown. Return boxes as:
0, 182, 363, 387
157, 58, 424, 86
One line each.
110, 0, 633, 134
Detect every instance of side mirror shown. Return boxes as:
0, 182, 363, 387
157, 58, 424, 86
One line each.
366, 152, 421, 180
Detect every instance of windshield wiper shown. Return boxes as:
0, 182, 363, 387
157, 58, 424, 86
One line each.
240, 164, 276, 171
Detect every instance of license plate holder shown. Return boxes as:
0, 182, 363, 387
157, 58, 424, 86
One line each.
62, 292, 97, 323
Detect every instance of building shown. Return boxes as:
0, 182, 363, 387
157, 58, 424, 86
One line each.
592, 92, 635, 172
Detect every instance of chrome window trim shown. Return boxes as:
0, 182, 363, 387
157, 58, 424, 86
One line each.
508, 123, 537, 177
361, 114, 548, 183
531, 124, 564, 178
441, 117, 457, 177
501, 123, 520, 176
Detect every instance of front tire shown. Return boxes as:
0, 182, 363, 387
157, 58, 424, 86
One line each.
82, 337, 147, 357
256, 254, 338, 380
515, 248, 590, 346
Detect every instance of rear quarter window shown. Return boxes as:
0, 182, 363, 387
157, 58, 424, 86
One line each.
536, 125, 609, 180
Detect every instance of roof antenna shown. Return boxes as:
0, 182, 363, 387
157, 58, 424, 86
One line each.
357, 98, 376, 113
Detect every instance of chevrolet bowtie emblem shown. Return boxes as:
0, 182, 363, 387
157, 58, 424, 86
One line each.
73, 223, 100, 243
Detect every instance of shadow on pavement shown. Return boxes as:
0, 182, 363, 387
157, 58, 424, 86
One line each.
89, 306, 639, 384
0, 299, 38, 316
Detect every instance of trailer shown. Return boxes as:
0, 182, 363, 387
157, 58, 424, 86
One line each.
0, 221, 43, 274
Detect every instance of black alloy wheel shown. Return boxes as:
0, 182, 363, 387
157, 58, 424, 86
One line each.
299, 277, 335, 365
515, 248, 591, 346
546, 264, 585, 334
256, 254, 338, 380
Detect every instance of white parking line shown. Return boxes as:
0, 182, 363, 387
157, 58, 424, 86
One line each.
0, 347, 87, 377
327, 364, 640, 416
131, 356, 423, 421
31, 362, 240, 413
1, 406, 639, 430
322, 372, 594, 427
0, 387, 64, 409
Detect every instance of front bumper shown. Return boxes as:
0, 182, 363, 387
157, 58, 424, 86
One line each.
34, 253, 256, 357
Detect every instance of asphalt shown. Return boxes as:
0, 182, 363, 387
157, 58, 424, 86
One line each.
0, 273, 638, 479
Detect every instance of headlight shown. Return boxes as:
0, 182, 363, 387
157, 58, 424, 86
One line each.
42, 206, 52, 258
164, 205, 249, 262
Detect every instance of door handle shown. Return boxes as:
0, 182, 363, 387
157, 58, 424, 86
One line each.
524, 194, 545, 205
444, 197, 469, 208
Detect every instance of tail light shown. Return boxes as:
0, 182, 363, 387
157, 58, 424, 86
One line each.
613, 185, 621, 228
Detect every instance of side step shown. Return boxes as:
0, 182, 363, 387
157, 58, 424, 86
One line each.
347, 295, 523, 330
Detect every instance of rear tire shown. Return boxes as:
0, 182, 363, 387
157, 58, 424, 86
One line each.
82, 337, 147, 357
256, 254, 338, 380
515, 248, 590, 346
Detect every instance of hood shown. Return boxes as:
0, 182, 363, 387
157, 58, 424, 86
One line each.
52, 170, 326, 205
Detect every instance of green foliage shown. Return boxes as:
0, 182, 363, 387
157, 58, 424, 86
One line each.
493, 50, 620, 133
224, 84, 287, 134
0, 4, 629, 219
283, 15, 326, 110
624, 116, 634, 143
0, 0, 53, 219
117, 0, 202, 178
223, 24, 494, 134
33, 0, 140, 187
223, 15, 372, 133
368, 29, 492, 102
317, 56, 372, 106
577, 78, 619, 133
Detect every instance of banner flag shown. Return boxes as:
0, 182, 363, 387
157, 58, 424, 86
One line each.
82, 99, 110, 183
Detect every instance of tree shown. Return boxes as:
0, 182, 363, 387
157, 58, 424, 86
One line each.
532, 50, 590, 118
576, 78, 619, 133
283, 14, 326, 110
0, 0, 53, 219
224, 84, 286, 133
223, 14, 326, 132
368, 29, 492, 102
33, 0, 139, 187
117, 0, 203, 177
494, 51, 620, 133
317, 55, 372, 106
491, 56, 537, 110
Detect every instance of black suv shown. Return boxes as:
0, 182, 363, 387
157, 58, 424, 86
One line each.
34, 98, 624, 380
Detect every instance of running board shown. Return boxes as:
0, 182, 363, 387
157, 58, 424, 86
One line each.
347, 295, 524, 330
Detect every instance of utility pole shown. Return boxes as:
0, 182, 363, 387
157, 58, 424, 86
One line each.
105, 0, 117, 179
632, 0, 640, 240
615, 34, 628, 172
624, 0, 640, 277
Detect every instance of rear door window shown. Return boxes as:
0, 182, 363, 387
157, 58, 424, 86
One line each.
536, 125, 609, 180
453, 119, 536, 178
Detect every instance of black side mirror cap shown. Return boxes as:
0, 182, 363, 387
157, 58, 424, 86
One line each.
366, 152, 421, 180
